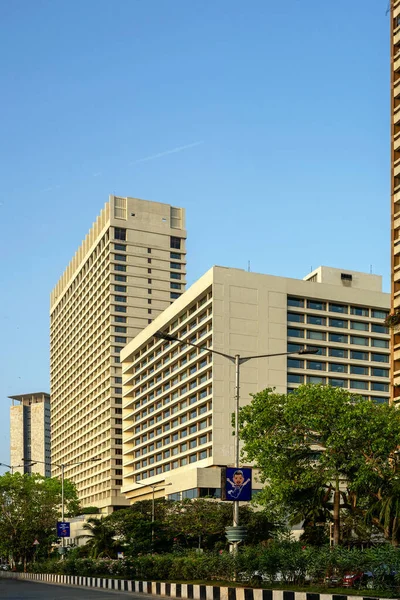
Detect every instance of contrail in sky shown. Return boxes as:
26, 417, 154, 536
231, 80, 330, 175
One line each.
130, 141, 204, 165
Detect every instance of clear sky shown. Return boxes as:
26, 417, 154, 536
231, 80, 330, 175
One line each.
0, 0, 390, 469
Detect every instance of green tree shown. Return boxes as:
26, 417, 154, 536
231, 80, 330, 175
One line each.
78, 517, 118, 558
0, 472, 79, 568
238, 384, 400, 546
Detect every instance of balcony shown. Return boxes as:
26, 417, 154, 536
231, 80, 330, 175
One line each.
394, 213, 400, 230
395, 52, 400, 73
395, 160, 400, 178
395, 79, 400, 99
395, 29, 400, 46
394, 105, 400, 125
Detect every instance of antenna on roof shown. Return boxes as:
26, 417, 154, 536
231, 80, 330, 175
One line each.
248, 260, 251, 272
370, 264, 373, 274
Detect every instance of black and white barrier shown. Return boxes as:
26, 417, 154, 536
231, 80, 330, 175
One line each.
0, 570, 383, 600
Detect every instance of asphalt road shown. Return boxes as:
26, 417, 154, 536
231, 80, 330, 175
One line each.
0, 578, 162, 599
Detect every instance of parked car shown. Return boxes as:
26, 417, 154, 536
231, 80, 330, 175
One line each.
0, 564, 10, 571
324, 573, 342, 587
342, 571, 374, 589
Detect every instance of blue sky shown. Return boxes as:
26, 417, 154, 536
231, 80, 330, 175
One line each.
0, 0, 390, 468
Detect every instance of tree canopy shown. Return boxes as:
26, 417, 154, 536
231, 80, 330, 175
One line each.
238, 384, 400, 545
0, 472, 79, 566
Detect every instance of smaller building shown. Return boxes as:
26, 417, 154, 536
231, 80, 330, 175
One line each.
9, 392, 51, 476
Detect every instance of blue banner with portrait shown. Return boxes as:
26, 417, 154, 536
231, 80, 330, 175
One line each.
223, 467, 252, 501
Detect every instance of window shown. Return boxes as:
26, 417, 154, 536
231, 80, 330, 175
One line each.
115, 377, 122, 384
371, 353, 389, 363
115, 275, 126, 282
329, 363, 347, 373
308, 361, 325, 371
287, 374, 304, 384
170, 262, 181, 270
114, 227, 126, 241
171, 292, 180, 300
287, 343, 303, 353
351, 336, 369, 346
287, 312, 304, 323
170, 236, 181, 249
351, 306, 369, 316
307, 330, 326, 341
287, 358, 304, 369
171, 283, 181, 290
329, 348, 348, 358
329, 378, 347, 388
350, 380, 369, 390
170, 252, 181, 259
308, 376, 326, 384
372, 397, 388, 405
287, 297, 304, 308
115, 316, 126, 323
351, 321, 369, 331
307, 315, 326, 326
114, 243, 126, 251
199, 450, 207, 460
114, 387, 122, 394
371, 367, 389, 377
307, 300, 326, 311
114, 264, 126, 272
114, 295, 126, 303
115, 326, 126, 333
287, 328, 304, 338
114, 254, 126, 262
372, 324, 388, 334
115, 336, 126, 343
350, 365, 368, 375
371, 310, 388, 319
351, 350, 368, 361
330, 303, 348, 314
371, 339, 389, 348
330, 318, 348, 328
329, 333, 348, 343
371, 382, 389, 392
115, 305, 127, 313
190, 439, 197, 449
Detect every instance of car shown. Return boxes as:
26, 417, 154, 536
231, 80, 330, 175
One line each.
0, 564, 10, 571
324, 573, 342, 587
342, 571, 374, 589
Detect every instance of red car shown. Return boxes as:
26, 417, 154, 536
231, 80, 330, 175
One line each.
342, 572, 363, 588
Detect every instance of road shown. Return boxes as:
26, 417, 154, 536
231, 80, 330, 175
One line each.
0, 578, 162, 599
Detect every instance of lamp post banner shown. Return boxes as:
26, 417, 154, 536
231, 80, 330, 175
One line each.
223, 467, 252, 501
57, 522, 70, 537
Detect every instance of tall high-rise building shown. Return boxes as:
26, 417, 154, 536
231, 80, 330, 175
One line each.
391, 2, 400, 401
50, 196, 186, 512
9, 392, 51, 476
121, 266, 389, 503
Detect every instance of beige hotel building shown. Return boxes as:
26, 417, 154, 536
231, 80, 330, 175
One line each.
391, 0, 400, 401
50, 196, 186, 512
121, 266, 389, 503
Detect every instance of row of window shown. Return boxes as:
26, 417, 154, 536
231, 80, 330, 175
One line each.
115, 229, 183, 252
134, 447, 212, 479
287, 373, 389, 391
132, 385, 210, 419
132, 400, 210, 433
132, 358, 210, 399
288, 328, 389, 348
288, 297, 388, 319
132, 415, 212, 448
288, 313, 387, 333
135, 433, 210, 465
287, 343, 388, 362
288, 358, 388, 377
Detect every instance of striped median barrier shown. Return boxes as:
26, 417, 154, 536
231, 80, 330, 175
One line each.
0, 570, 384, 600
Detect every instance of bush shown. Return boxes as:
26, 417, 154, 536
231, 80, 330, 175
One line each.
27, 542, 400, 592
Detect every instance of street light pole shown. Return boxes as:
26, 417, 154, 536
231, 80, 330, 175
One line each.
154, 330, 319, 550
0, 462, 25, 475
22, 456, 101, 557
136, 480, 172, 550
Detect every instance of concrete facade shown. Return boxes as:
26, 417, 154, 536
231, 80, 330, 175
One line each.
121, 266, 389, 502
391, 1, 400, 401
50, 195, 186, 512
9, 392, 51, 477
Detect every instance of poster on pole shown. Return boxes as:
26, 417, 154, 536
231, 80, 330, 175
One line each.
57, 522, 70, 537
221, 467, 252, 501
